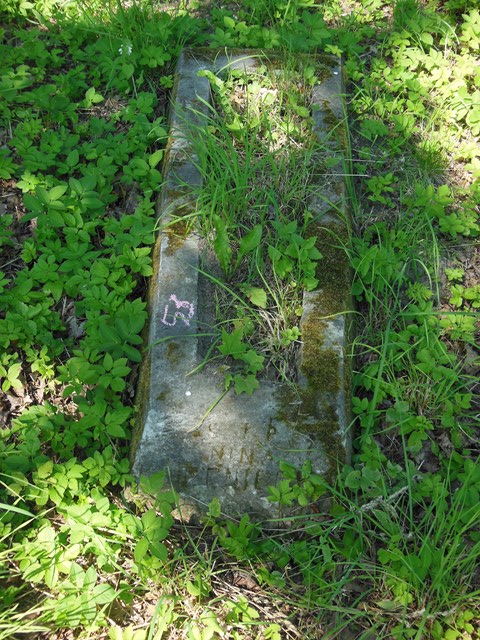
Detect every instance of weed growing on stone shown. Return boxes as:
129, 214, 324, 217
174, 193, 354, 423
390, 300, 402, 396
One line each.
182, 58, 330, 388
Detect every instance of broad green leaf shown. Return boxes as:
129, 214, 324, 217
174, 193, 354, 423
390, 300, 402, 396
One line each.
7, 362, 22, 382
122, 344, 142, 362
394, 400, 410, 414
141, 508, 158, 530
304, 276, 318, 291
237, 224, 262, 263
268, 486, 280, 502
36, 186, 49, 204
85, 87, 104, 104
345, 470, 361, 489
150, 540, 168, 560
294, 105, 310, 117
297, 492, 309, 507
188, 624, 203, 640
91, 261, 109, 279
44, 564, 59, 589
186, 580, 203, 597
268, 245, 281, 263
103, 353, 114, 371
233, 374, 259, 395
126, 313, 147, 334
201, 613, 224, 634
48, 199, 66, 211
36, 460, 54, 479
82, 196, 104, 209
149, 149, 163, 168
213, 214, 232, 275
285, 242, 300, 258
260, 91, 275, 106
111, 364, 131, 377
444, 630, 460, 640
134, 537, 149, 564
90, 511, 110, 527
140, 471, 166, 495
83, 566, 97, 591
66, 150, 79, 167
122, 63, 135, 79
45, 281, 63, 302
106, 422, 126, 438
48, 210, 65, 227
239, 349, 264, 373
69, 177, 83, 194
420, 32, 433, 46
307, 246, 322, 260
91, 583, 117, 604
108, 627, 125, 640
208, 497, 221, 518
244, 286, 267, 308
49, 486, 63, 505
49, 184, 68, 201
218, 328, 245, 357
376, 600, 401, 611
99, 324, 120, 345
226, 115, 244, 135
23, 194, 42, 216
198, 69, 224, 91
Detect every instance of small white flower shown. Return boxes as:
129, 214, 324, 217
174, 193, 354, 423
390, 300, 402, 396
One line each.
118, 44, 132, 56
185, 391, 192, 397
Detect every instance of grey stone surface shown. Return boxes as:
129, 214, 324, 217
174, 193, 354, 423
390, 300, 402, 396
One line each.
132, 50, 352, 520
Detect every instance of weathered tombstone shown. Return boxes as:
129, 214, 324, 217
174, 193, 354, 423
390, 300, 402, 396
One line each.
131, 50, 352, 520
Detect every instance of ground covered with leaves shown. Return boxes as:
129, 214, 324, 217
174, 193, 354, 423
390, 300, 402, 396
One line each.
0, 0, 479, 638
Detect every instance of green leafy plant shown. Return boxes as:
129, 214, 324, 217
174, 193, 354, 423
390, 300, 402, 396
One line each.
219, 324, 265, 394
268, 219, 322, 291
0, 0, 479, 638
183, 59, 326, 390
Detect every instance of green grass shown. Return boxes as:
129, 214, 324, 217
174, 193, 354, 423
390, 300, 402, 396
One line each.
0, 0, 479, 638
180, 62, 327, 386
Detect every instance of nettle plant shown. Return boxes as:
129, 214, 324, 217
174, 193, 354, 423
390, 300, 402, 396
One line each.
184, 60, 325, 393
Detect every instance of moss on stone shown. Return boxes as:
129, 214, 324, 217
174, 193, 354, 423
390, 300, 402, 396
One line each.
301, 346, 341, 394
163, 207, 195, 256
274, 384, 346, 485
166, 340, 182, 365
312, 54, 337, 82
130, 348, 152, 463
308, 221, 351, 315
156, 383, 170, 402
321, 99, 348, 152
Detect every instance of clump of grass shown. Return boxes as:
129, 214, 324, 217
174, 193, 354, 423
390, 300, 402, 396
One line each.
179, 59, 330, 385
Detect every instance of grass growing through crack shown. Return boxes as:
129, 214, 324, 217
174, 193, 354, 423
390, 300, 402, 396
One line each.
179, 59, 330, 388
0, 0, 479, 638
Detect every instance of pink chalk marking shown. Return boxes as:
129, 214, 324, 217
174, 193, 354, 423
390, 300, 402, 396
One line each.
161, 294, 195, 327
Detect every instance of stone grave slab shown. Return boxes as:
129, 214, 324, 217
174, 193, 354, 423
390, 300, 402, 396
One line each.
131, 50, 352, 520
